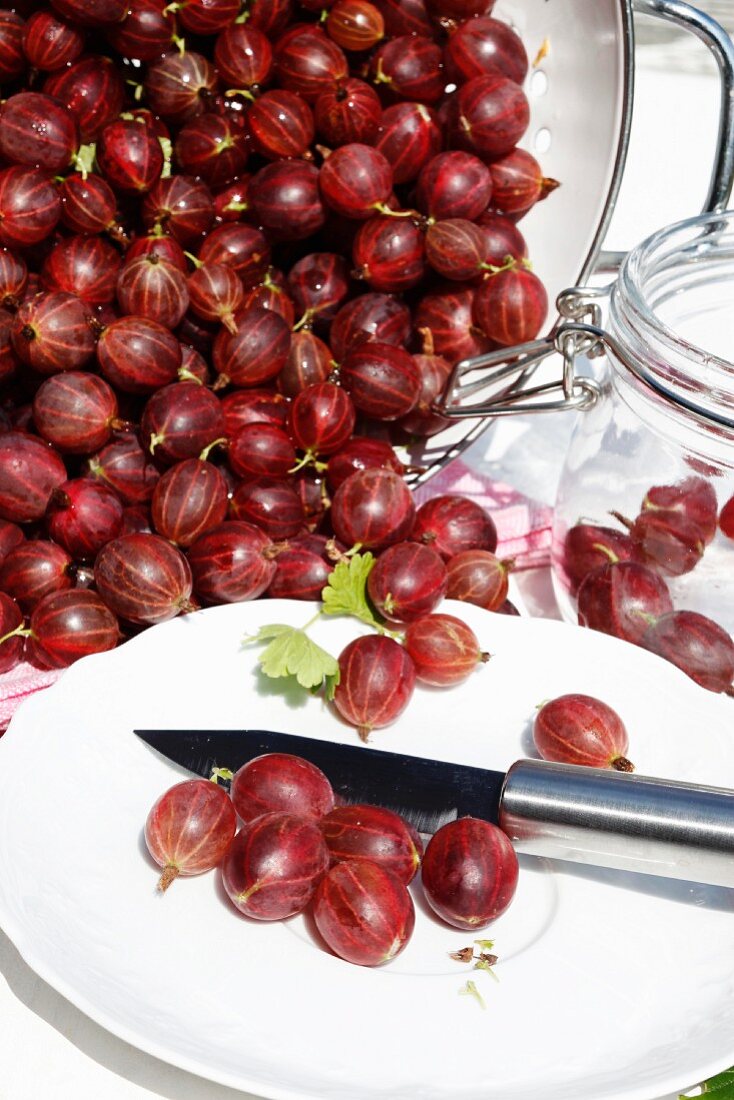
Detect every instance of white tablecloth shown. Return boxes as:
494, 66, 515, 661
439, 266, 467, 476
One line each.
0, 44, 725, 1100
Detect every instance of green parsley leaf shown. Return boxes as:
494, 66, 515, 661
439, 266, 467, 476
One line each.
695, 1068, 734, 1097
244, 624, 340, 694
321, 552, 382, 629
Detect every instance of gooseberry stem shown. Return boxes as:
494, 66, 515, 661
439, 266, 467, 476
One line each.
0, 624, 32, 647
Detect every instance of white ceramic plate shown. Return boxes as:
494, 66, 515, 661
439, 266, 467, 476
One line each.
1, 599, 733, 1100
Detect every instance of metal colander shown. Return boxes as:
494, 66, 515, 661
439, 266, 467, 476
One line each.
410, 0, 734, 480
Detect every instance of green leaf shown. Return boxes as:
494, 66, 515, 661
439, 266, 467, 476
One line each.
244, 625, 339, 695
696, 1069, 734, 1097
323, 668, 340, 702
243, 623, 292, 645
321, 552, 381, 628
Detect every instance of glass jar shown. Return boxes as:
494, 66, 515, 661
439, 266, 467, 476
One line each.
551, 209, 734, 637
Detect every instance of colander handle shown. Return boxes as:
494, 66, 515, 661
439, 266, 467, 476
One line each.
595, 0, 734, 274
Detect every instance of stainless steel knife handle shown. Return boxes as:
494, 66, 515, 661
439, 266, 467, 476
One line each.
499, 759, 734, 889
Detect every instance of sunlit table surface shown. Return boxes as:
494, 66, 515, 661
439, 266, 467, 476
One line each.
0, 37, 727, 1100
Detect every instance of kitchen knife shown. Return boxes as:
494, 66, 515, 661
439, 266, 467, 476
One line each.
135, 727, 734, 889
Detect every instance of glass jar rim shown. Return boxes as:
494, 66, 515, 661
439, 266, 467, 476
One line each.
611, 208, 734, 430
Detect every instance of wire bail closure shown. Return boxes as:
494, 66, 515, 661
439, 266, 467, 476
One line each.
432, 287, 608, 419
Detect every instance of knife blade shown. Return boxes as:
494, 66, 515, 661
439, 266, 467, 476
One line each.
135, 727, 734, 889
135, 727, 505, 834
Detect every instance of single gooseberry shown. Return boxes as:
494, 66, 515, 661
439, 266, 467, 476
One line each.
46, 477, 124, 560
314, 78, 382, 146
0, 539, 72, 611
145, 778, 237, 891
319, 143, 394, 221
228, 478, 304, 541
446, 549, 513, 612
330, 467, 416, 550
403, 613, 489, 686
340, 341, 421, 420
94, 533, 194, 625
534, 694, 633, 770
96, 119, 164, 195
370, 34, 444, 104
0, 432, 67, 523
187, 520, 280, 604
421, 817, 518, 930
289, 381, 356, 457
367, 541, 448, 622
577, 560, 673, 646
312, 859, 415, 965
266, 543, 332, 600
326, 0, 385, 51
84, 432, 161, 505
230, 753, 335, 823
28, 589, 119, 669
227, 421, 297, 480
489, 148, 559, 216
222, 812, 330, 919
97, 316, 182, 394
32, 372, 120, 455
332, 634, 416, 739
641, 610, 734, 695
23, 10, 84, 71
562, 523, 636, 596
0, 92, 79, 173
375, 101, 442, 185
352, 215, 427, 294
445, 16, 529, 85
416, 151, 493, 223
141, 381, 225, 466
12, 291, 95, 374
452, 73, 530, 160
319, 803, 422, 883
273, 23, 349, 103
472, 266, 548, 346
247, 89, 315, 160
413, 494, 497, 560
151, 457, 229, 548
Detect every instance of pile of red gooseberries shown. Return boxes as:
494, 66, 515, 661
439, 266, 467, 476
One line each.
144, 688, 632, 968
145, 751, 520, 967
0, 0, 731, 705
0, 0, 551, 692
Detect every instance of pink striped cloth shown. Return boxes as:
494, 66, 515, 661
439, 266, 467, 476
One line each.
412, 457, 553, 570
0, 460, 552, 731
0, 661, 62, 731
